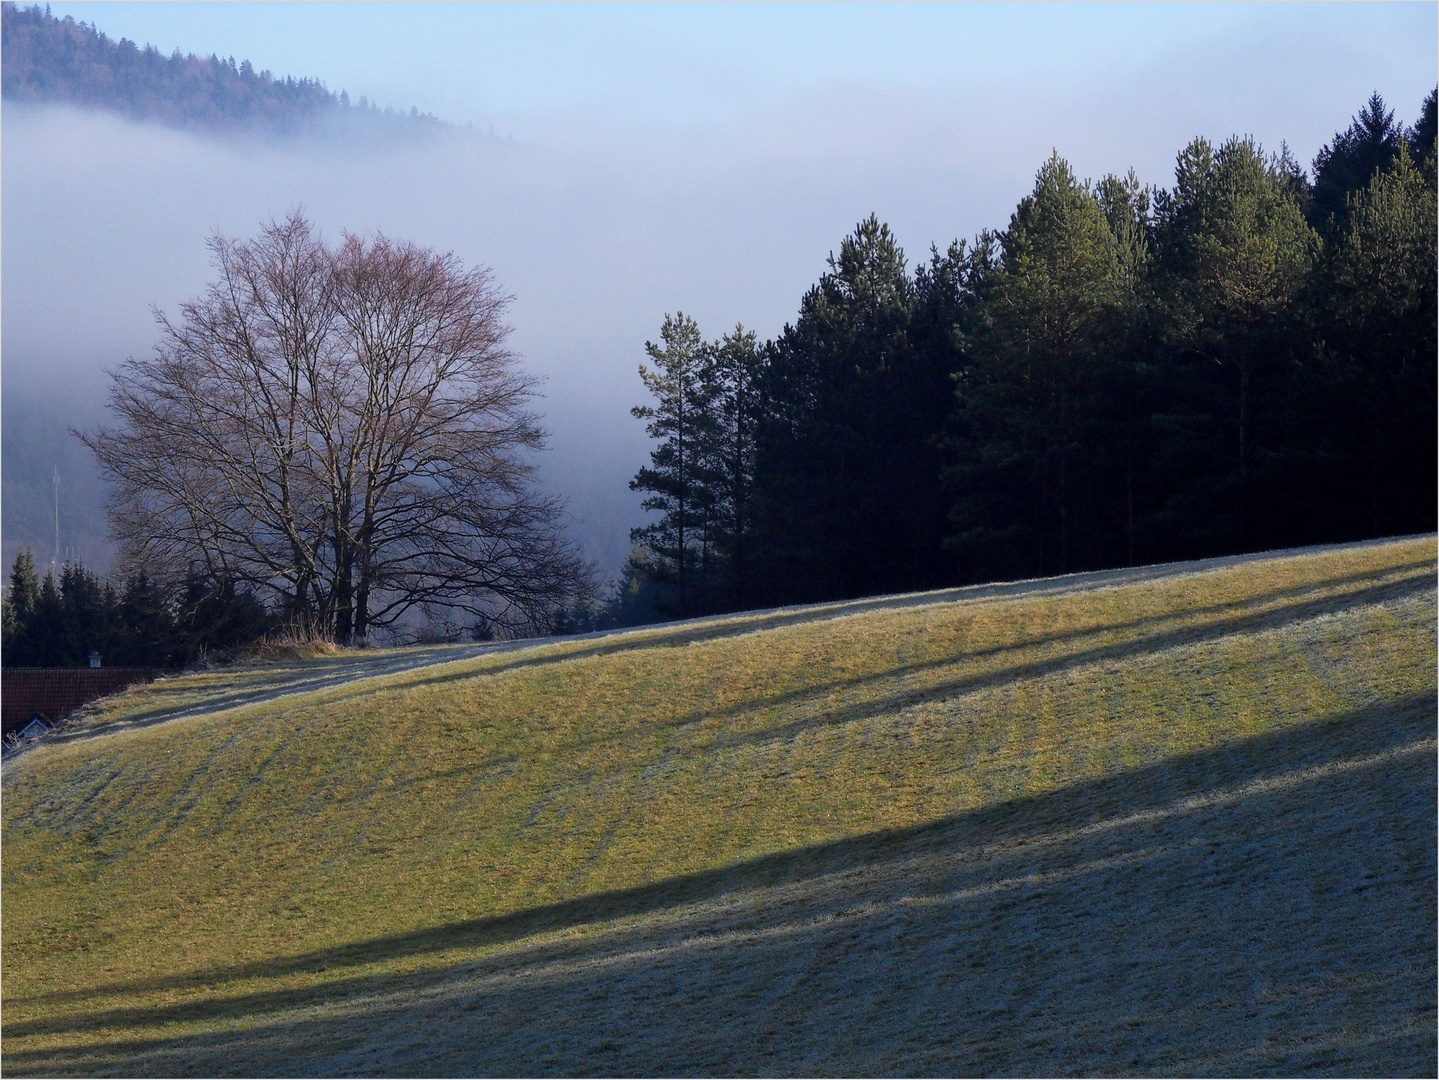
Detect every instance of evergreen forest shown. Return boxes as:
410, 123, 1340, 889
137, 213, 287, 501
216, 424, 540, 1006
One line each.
1, 549, 272, 670
626, 91, 1438, 618
1, 2, 441, 136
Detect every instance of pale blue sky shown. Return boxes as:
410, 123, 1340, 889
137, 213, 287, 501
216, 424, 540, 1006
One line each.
41, 2, 1437, 137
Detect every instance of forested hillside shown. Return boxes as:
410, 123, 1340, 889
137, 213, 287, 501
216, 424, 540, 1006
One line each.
626, 91, 1439, 618
0, 2, 441, 136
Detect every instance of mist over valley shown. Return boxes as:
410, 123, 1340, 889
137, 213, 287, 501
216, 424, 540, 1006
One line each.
3, 1, 1434, 593
2, 7, 1436, 1076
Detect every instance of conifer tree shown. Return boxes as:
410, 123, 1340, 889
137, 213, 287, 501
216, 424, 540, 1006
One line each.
2, 548, 41, 664
1311, 142, 1437, 536
949, 154, 1124, 577
750, 215, 954, 603
1310, 93, 1403, 230
629, 312, 717, 616
1154, 136, 1316, 549
702, 324, 765, 607
1411, 88, 1437, 164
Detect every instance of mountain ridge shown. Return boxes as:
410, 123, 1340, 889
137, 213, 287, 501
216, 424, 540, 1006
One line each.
0, 2, 445, 138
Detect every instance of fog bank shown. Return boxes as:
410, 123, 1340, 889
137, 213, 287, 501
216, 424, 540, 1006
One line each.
4, 9, 1434, 577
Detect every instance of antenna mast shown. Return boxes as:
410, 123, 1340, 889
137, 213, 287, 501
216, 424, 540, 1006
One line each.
52, 465, 61, 568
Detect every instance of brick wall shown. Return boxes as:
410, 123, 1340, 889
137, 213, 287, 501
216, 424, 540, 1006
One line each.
2, 668, 163, 736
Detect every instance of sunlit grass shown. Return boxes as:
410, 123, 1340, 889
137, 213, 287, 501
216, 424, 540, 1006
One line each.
3, 537, 1434, 1076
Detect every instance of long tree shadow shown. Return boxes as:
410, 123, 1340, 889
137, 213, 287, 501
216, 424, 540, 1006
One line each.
39, 643, 514, 746
33, 553, 1433, 756
701, 571, 1434, 754
11, 690, 1433, 1029
385, 556, 1435, 706
397, 568, 1435, 789
6, 695, 1434, 1077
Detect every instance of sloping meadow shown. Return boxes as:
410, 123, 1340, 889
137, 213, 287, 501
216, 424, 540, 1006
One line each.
3, 537, 1435, 1076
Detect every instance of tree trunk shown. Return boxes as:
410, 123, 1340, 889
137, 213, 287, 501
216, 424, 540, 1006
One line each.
1126, 450, 1135, 565
1370, 418, 1382, 537
1239, 352, 1251, 546
333, 537, 353, 644
1058, 388, 1069, 573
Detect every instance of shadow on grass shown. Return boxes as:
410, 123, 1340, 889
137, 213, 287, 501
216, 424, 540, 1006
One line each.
399, 566, 1435, 788
42, 548, 1433, 755
5, 693, 1435, 1076
381, 556, 1436, 707
12, 691, 1434, 1014
43, 644, 508, 745
701, 570, 1435, 753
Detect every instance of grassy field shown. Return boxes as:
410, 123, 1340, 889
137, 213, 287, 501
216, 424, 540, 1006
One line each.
2, 536, 1435, 1076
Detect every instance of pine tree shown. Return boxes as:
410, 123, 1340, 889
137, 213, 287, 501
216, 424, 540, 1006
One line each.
1095, 170, 1156, 565
1153, 136, 1316, 549
751, 215, 953, 603
32, 567, 63, 666
2, 548, 41, 665
1311, 142, 1437, 536
701, 324, 765, 608
1311, 93, 1403, 230
629, 312, 718, 617
1411, 88, 1437, 164
115, 571, 175, 666
948, 154, 1125, 578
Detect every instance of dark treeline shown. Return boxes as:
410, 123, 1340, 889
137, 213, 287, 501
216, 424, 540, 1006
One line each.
1, 549, 273, 669
625, 91, 1437, 619
1, 2, 443, 137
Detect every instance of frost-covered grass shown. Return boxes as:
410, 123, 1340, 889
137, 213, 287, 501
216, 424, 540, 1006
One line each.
3, 537, 1434, 1076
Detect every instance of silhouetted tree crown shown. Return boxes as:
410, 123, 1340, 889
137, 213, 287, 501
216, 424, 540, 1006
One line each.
1311, 92, 1404, 230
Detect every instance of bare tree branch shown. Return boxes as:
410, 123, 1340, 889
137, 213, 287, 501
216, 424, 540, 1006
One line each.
84, 211, 590, 642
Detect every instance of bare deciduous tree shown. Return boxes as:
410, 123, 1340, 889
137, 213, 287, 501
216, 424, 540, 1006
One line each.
85, 211, 588, 642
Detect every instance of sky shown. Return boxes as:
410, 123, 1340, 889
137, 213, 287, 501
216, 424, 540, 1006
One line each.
4, 2, 1437, 577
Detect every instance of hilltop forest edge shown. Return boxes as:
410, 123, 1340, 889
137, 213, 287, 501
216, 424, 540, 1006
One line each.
0, 3, 443, 137
3, 89, 1436, 669
619, 90, 1437, 620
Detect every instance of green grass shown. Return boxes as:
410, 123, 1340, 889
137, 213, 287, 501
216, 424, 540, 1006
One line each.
3, 537, 1435, 1076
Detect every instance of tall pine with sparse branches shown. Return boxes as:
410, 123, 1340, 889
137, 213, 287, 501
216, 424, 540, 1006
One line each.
629, 313, 719, 617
